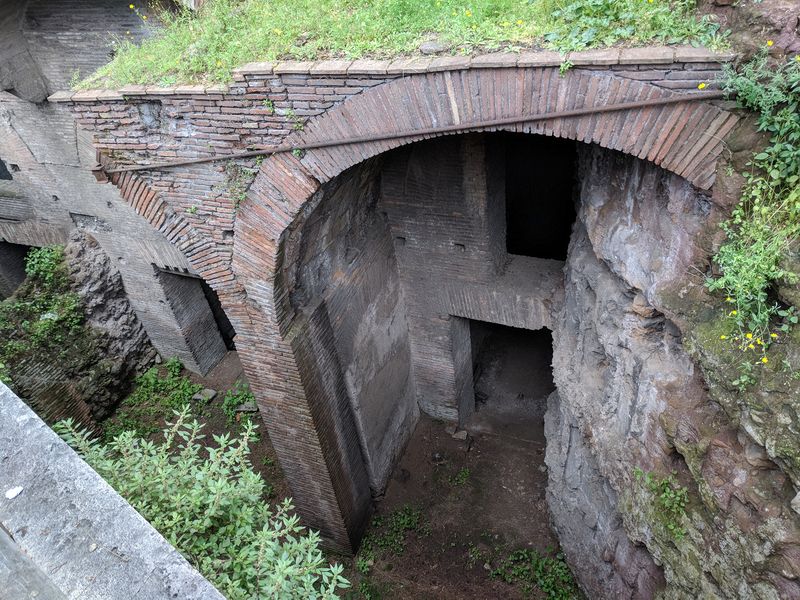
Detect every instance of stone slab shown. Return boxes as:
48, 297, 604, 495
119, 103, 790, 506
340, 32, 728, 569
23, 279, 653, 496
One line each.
0, 384, 225, 600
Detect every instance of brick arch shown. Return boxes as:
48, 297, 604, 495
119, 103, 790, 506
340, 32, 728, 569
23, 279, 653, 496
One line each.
233, 66, 738, 552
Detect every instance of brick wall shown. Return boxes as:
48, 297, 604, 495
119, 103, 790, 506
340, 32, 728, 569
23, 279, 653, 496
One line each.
51, 47, 741, 551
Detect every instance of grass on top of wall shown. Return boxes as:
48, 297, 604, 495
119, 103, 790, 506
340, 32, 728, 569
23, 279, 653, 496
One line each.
82, 0, 726, 88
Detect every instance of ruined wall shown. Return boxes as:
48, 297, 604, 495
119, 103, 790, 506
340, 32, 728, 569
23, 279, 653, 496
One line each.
548, 145, 800, 599
156, 270, 227, 374
282, 159, 416, 491
381, 135, 564, 422
0, 1, 225, 375
53, 49, 745, 557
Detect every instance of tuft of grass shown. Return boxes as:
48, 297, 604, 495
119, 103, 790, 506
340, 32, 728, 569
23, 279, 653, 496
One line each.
83, 0, 724, 87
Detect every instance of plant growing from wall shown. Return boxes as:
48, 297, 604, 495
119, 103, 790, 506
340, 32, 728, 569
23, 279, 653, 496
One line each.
633, 468, 689, 541
55, 407, 350, 599
707, 50, 800, 370
224, 159, 260, 208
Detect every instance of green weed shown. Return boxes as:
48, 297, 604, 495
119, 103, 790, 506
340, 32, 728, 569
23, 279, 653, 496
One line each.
633, 468, 689, 541
81, 0, 723, 87
491, 548, 582, 600
103, 358, 202, 440
448, 467, 471, 486
708, 51, 800, 379
221, 379, 255, 425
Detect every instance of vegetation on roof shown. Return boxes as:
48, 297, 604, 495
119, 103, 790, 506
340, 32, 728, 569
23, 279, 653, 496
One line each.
81, 0, 726, 88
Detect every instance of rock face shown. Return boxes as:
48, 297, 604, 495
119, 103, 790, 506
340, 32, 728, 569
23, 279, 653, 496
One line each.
547, 145, 800, 599
63, 231, 156, 419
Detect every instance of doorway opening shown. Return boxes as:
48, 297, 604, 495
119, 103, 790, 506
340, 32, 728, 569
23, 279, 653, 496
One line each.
467, 320, 555, 443
0, 242, 32, 299
155, 269, 232, 374
503, 134, 577, 260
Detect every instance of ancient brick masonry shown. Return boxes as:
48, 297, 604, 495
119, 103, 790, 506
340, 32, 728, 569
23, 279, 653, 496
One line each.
50, 46, 739, 553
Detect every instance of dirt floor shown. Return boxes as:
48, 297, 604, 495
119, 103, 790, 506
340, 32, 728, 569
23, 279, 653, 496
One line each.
343, 324, 573, 599
347, 415, 563, 600
152, 345, 572, 599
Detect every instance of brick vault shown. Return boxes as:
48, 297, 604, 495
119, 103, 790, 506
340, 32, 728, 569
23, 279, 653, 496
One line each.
56, 54, 742, 552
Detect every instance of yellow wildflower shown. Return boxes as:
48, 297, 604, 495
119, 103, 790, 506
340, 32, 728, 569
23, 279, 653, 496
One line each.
698, 82, 707, 90
745, 332, 753, 339
767, 40, 774, 47
748, 343, 755, 350
465, 9, 472, 17
720, 335, 728, 340
516, 19, 524, 25
142, 15, 147, 19
761, 356, 769, 364
729, 310, 737, 316
771, 333, 779, 339
129, 4, 134, 8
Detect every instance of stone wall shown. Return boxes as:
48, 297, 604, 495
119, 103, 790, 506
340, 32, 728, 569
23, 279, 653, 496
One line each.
0, 1, 227, 375
546, 144, 800, 599
283, 158, 417, 492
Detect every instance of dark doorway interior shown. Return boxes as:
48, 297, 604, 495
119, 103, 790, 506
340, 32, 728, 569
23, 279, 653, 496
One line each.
0, 159, 13, 180
467, 321, 555, 442
503, 134, 577, 260
0, 242, 31, 299
200, 279, 236, 350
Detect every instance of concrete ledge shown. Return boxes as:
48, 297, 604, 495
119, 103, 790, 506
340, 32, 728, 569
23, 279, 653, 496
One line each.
0, 383, 225, 600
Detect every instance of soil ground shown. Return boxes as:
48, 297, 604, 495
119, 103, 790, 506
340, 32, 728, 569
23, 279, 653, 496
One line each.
343, 323, 571, 599
114, 340, 572, 599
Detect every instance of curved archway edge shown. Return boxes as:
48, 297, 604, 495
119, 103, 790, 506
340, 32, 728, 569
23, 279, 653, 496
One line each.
109, 66, 739, 552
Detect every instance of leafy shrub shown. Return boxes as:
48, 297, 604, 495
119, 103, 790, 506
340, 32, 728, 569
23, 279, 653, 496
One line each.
708, 51, 800, 362
55, 407, 349, 599
544, 0, 723, 53
0, 245, 85, 368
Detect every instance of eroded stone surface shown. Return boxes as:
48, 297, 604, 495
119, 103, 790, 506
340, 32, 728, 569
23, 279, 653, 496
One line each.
547, 144, 800, 599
